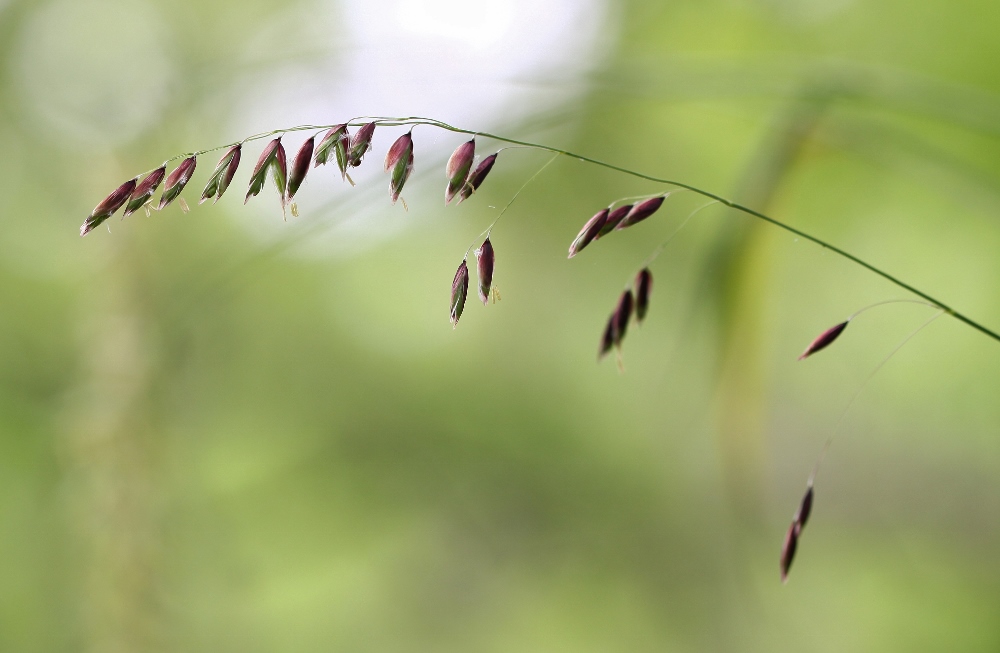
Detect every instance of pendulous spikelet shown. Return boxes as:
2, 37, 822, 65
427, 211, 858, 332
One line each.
245, 138, 282, 204
634, 268, 653, 322
200, 145, 241, 204
287, 137, 314, 200
796, 484, 814, 529
616, 196, 665, 230
81, 178, 137, 236
446, 139, 475, 204
612, 289, 634, 346
598, 204, 632, 238
475, 238, 495, 305
384, 132, 414, 204
779, 521, 799, 583
314, 124, 347, 166
780, 483, 815, 583
384, 131, 412, 173
123, 166, 165, 217
798, 321, 849, 360
159, 156, 197, 210
459, 153, 497, 203
450, 259, 469, 328
598, 316, 615, 360
348, 122, 376, 168
272, 140, 288, 199
568, 209, 609, 258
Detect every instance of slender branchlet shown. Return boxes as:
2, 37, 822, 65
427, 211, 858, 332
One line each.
779, 307, 945, 582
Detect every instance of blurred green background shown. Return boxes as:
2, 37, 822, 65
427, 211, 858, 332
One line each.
2, 0, 1000, 650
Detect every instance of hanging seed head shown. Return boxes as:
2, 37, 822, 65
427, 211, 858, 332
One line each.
123, 166, 165, 218
599, 204, 632, 238
348, 122, 376, 167
450, 259, 470, 328
390, 153, 414, 205
795, 484, 814, 530
475, 238, 495, 305
245, 138, 281, 204
159, 156, 197, 210
613, 290, 634, 346
287, 137, 314, 200
798, 321, 849, 360
81, 178, 137, 236
219, 146, 241, 201
634, 268, 653, 322
385, 132, 414, 204
314, 124, 347, 167
200, 145, 241, 204
272, 141, 288, 198
779, 521, 799, 583
334, 132, 351, 180
445, 139, 475, 204
459, 153, 497, 203
567, 209, 609, 259
384, 132, 413, 172
598, 316, 615, 360
617, 196, 665, 230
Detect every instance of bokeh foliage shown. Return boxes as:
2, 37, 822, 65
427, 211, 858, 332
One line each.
1, 0, 999, 651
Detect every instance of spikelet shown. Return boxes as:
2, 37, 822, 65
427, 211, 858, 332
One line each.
475, 238, 495, 305
200, 145, 241, 204
81, 178, 136, 236
798, 321, 849, 360
159, 156, 197, 210
450, 259, 469, 328
287, 137, 315, 200
445, 139, 475, 205
123, 166, 165, 218
616, 196, 665, 230
568, 209, 608, 258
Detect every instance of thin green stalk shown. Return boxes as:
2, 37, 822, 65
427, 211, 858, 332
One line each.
126, 116, 1000, 344
808, 308, 945, 485
639, 199, 720, 271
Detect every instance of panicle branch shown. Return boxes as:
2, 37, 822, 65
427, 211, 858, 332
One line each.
79, 116, 999, 585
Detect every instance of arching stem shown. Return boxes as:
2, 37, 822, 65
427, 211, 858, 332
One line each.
124, 115, 1000, 345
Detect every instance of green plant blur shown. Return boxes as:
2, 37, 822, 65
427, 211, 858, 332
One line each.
2, 0, 999, 651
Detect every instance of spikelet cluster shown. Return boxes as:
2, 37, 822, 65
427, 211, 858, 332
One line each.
82, 123, 502, 238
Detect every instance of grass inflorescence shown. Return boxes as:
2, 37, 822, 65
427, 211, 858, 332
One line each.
80, 115, 1000, 583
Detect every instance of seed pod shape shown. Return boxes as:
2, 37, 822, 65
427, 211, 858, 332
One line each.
287, 137, 314, 199
634, 268, 653, 322
314, 124, 347, 167
475, 238, 495, 305
445, 139, 475, 204
159, 156, 198, 210
385, 132, 414, 204
779, 521, 799, 583
598, 316, 615, 360
450, 259, 469, 328
459, 153, 497, 202
599, 204, 632, 237
384, 132, 413, 172
798, 321, 849, 360
348, 122, 376, 167
245, 138, 282, 203
612, 290, 634, 346
616, 196, 665, 230
123, 166, 165, 217
796, 485, 814, 530
568, 209, 609, 259
272, 141, 287, 199
81, 178, 137, 236
200, 145, 241, 204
